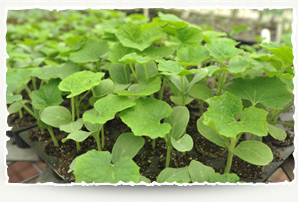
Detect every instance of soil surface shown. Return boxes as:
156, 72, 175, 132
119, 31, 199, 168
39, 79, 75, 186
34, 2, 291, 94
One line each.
9, 108, 36, 128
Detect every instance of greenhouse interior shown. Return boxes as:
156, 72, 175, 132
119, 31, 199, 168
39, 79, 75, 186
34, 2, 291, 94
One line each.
6, 8, 295, 184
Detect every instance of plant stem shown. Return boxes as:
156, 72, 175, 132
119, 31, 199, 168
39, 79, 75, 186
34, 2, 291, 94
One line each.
71, 97, 75, 122
32, 77, 37, 90
23, 84, 32, 97
269, 121, 294, 127
39, 80, 44, 89
180, 76, 185, 106
158, 78, 166, 100
18, 109, 23, 119
266, 109, 274, 119
235, 133, 242, 145
76, 142, 81, 152
152, 139, 156, 150
75, 96, 80, 119
182, 152, 186, 156
199, 100, 204, 117
258, 136, 262, 142
48, 126, 59, 147
224, 137, 236, 174
166, 145, 172, 168
101, 125, 105, 149
211, 74, 217, 89
277, 64, 286, 77
78, 90, 91, 106
249, 134, 255, 141
16, 101, 38, 120
143, 64, 149, 80
91, 88, 95, 97
267, 102, 294, 122
129, 63, 138, 81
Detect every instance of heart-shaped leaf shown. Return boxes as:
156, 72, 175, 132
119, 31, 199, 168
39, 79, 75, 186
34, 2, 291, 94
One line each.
74, 150, 140, 183
171, 134, 193, 152
83, 95, 136, 125
108, 43, 133, 64
119, 97, 172, 139
31, 78, 63, 109
136, 46, 174, 59
158, 12, 189, 29
176, 26, 203, 47
157, 167, 190, 183
188, 160, 215, 183
93, 79, 114, 97
109, 64, 131, 84
232, 141, 273, 166
58, 71, 105, 98
188, 83, 214, 101
225, 76, 293, 109
204, 93, 268, 137
120, 52, 154, 64
111, 132, 145, 164
69, 39, 109, 63
206, 40, 243, 61
40, 106, 71, 128
177, 46, 210, 66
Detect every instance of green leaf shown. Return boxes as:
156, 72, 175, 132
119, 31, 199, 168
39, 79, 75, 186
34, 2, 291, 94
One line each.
137, 46, 174, 59
31, 78, 63, 109
204, 93, 268, 137
6, 90, 22, 104
60, 118, 84, 133
83, 95, 136, 125
210, 173, 240, 183
62, 130, 92, 143
40, 106, 71, 128
139, 176, 151, 183
176, 26, 203, 47
120, 52, 154, 64
171, 134, 193, 152
115, 22, 166, 51
260, 42, 293, 66
83, 109, 102, 132
205, 65, 228, 77
170, 96, 194, 106
164, 106, 190, 142
93, 79, 114, 97
58, 71, 105, 98
116, 77, 161, 97
111, 132, 145, 164
157, 167, 190, 183
188, 84, 214, 101
7, 100, 29, 114
74, 150, 140, 183
187, 69, 209, 93
158, 12, 189, 29
109, 64, 131, 84
108, 43, 133, 64
119, 97, 172, 139
206, 40, 244, 61
232, 141, 273, 166
225, 77, 293, 109
135, 61, 158, 85
197, 116, 229, 148
69, 39, 109, 63
158, 60, 186, 75
188, 160, 215, 183
177, 46, 210, 66
267, 124, 287, 141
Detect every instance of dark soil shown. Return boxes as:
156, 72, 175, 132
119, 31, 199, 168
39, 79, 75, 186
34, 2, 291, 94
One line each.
264, 131, 294, 147
9, 108, 36, 128
231, 156, 264, 179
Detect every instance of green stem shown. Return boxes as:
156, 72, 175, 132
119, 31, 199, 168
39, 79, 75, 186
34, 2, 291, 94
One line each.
158, 78, 166, 100
181, 76, 185, 106
32, 77, 37, 90
16, 101, 38, 120
39, 80, 44, 89
91, 88, 95, 97
258, 136, 262, 142
267, 103, 294, 122
166, 145, 172, 168
277, 64, 286, 77
19, 109, 23, 119
235, 133, 242, 145
101, 125, 105, 149
152, 139, 156, 150
249, 134, 255, 141
76, 142, 81, 152
78, 90, 91, 106
143, 64, 149, 80
23, 84, 32, 97
75, 96, 80, 119
224, 137, 236, 174
71, 97, 75, 122
48, 127, 59, 147
266, 109, 275, 119
211, 74, 217, 89
182, 152, 186, 156
269, 122, 294, 127
129, 63, 138, 81
199, 100, 204, 117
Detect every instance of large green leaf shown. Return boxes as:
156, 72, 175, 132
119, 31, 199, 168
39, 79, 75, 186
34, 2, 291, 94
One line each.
83, 95, 136, 125
188, 83, 213, 101
171, 134, 193, 152
119, 52, 154, 64
111, 132, 145, 164
210, 173, 240, 183
197, 116, 229, 148
31, 78, 63, 109
136, 46, 174, 59
119, 97, 172, 139
83, 109, 102, 132
74, 150, 140, 183
109, 64, 131, 84
69, 39, 109, 63
232, 141, 273, 166
93, 79, 114, 97
164, 106, 190, 142
260, 42, 293, 66
58, 71, 105, 98
108, 43, 133, 64
188, 160, 215, 183
225, 77, 293, 109
176, 26, 203, 47
206, 40, 243, 61
204, 93, 268, 137
177, 46, 210, 66
267, 124, 287, 141
62, 130, 92, 143
135, 61, 158, 85
60, 118, 84, 133
40, 106, 71, 128
115, 22, 166, 51
158, 12, 189, 29
157, 167, 190, 183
